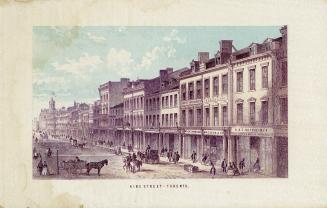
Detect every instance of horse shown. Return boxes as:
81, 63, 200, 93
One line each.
130, 159, 142, 173
78, 143, 86, 149
86, 159, 108, 176
123, 157, 131, 173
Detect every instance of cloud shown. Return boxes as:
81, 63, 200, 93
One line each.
163, 29, 186, 44
87, 32, 106, 43
52, 53, 103, 76
33, 71, 67, 86
106, 48, 134, 77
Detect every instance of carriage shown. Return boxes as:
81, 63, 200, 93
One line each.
60, 160, 88, 174
143, 150, 160, 164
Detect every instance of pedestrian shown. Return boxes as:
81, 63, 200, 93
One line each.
221, 158, 227, 173
37, 159, 43, 176
176, 151, 180, 163
210, 161, 216, 177
239, 158, 245, 174
41, 161, 48, 176
253, 158, 260, 173
191, 151, 197, 163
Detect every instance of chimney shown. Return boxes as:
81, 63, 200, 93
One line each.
198, 52, 209, 63
219, 40, 233, 54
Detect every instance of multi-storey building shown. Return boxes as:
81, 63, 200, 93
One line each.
123, 79, 147, 149
97, 78, 131, 139
159, 67, 188, 153
178, 26, 288, 177
110, 103, 124, 146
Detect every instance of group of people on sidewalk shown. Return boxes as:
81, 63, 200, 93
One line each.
37, 160, 49, 176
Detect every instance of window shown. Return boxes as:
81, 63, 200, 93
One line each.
174, 94, 177, 107
213, 107, 218, 126
161, 97, 165, 108
222, 106, 228, 126
174, 113, 177, 126
261, 101, 268, 124
181, 84, 186, 100
237, 103, 243, 124
250, 102, 256, 124
181, 110, 186, 126
146, 115, 148, 126
196, 80, 202, 99
213, 77, 219, 96
204, 79, 210, 97
196, 108, 202, 126
262, 66, 268, 88
166, 96, 169, 107
280, 98, 288, 124
170, 114, 173, 126
188, 82, 194, 100
205, 108, 210, 126
281, 62, 287, 86
162, 115, 164, 126
188, 109, 194, 126
249, 68, 256, 90
222, 75, 228, 94
236, 71, 243, 92
165, 114, 169, 126
170, 95, 173, 107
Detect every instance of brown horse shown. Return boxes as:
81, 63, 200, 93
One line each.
86, 159, 108, 176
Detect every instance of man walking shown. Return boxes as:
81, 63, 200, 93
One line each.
37, 159, 43, 176
210, 161, 216, 178
239, 158, 245, 174
191, 151, 197, 163
221, 158, 227, 173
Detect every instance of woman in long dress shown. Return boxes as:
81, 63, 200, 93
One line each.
41, 161, 48, 176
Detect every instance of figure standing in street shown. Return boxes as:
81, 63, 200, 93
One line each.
37, 159, 43, 175
210, 161, 216, 177
221, 158, 227, 173
41, 161, 48, 176
239, 158, 245, 174
191, 151, 197, 163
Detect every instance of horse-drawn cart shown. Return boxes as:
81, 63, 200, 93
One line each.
60, 160, 87, 174
143, 150, 160, 164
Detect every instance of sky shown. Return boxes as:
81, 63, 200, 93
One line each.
32, 26, 281, 118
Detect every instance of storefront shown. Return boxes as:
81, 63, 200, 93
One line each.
203, 129, 225, 165
231, 126, 277, 176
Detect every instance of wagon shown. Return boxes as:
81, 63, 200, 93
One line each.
61, 160, 87, 174
143, 150, 160, 164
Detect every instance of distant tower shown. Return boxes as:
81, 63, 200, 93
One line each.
49, 97, 55, 111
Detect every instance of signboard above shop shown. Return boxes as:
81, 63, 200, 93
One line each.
185, 129, 202, 135
203, 97, 228, 105
203, 130, 224, 136
231, 126, 274, 137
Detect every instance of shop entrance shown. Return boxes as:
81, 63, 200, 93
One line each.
250, 137, 260, 170
169, 134, 174, 151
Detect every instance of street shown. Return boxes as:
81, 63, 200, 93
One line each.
32, 139, 267, 179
